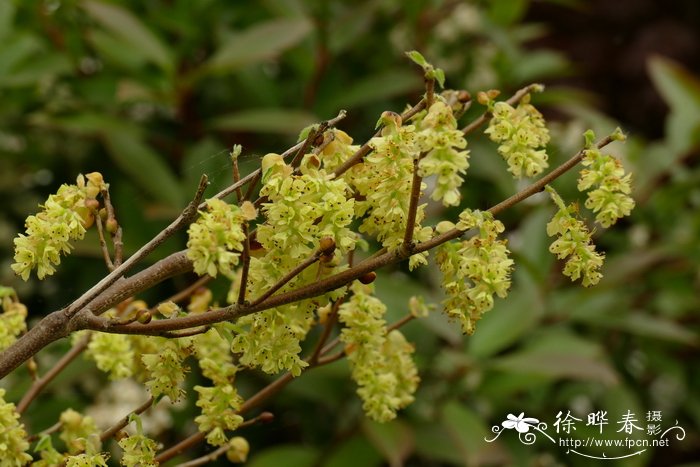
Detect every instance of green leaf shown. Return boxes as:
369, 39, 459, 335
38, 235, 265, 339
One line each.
103, 132, 184, 208
323, 435, 382, 467
0, 53, 71, 88
440, 401, 495, 465
432, 68, 445, 88
580, 313, 698, 346
247, 445, 319, 467
405, 50, 428, 68
490, 331, 619, 385
210, 108, 317, 134
205, 18, 312, 72
361, 419, 414, 467
0, 1, 15, 41
87, 29, 149, 71
82, 0, 173, 72
324, 69, 422, 112
647, 55, 700, 152
468, 288, 542, 359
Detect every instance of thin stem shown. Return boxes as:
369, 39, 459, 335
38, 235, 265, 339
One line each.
80, 136, 614, 339
462, 83, 542, 136
232, 154, 243, 202
161, 327, 210, 338
100, 397, 154, 442
151, 275, 212, 315
173, 413, 274, 467
248, 249, 323, 308
93, 213, 114, 271
425, 76, 435, 108
237, 222, 251, 305
27, 420, 63, 442
155, 432, 205, 464
101, 187, 123, 267
17, 333, 92, 414
308, 298, 342, 365
402, 156, 423, 252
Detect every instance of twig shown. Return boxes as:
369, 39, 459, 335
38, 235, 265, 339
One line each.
101, 187, 123, 266
308, 298, 343, 365
99, 397, 154, 442
16, 333, 92, 414
151, 275, 212, 314
93, 213, 114, 271
27, 420, 63, 442
64, 175, 210, 319
161, 327, 210, 338
155, 432, 205, 464
174, 413, 274, 467
76, 136, 614, 339
402, 156, 424, 253
249, 249, 324, 308
237, 224, 251, 305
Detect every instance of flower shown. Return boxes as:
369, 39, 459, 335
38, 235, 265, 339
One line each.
545, 186, 605, 286
484, 95, 550, 178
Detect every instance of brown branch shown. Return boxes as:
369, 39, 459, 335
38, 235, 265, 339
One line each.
236, 224, 251, 305
64, 175, 209, 319
93, 213, 114, 271
249, 248, 323, 308
92, 134, 617, 338
101, 187, 124, 267
402, 156, 424, 253
16, 333, 92, 414
308, 298, 343, 365
152, 275, 212, 313
100, 397, 154, 442
155, 432, 205, 464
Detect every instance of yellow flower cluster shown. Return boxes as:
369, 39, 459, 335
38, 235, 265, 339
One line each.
338, 283, 419, 422
437, 209, 514, 334
12, 173, 105, 280
545, 186, 605, 286
194, 327, 244, 446
187, 198, 253, 279
578, 130, 635, 227
0, 388, 32, 465
485, 95, 550, 178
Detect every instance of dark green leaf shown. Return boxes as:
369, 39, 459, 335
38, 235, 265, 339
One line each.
324, 69, 422, 111
210, 108, 317, 134
323, 435, 382, 467
648, 55, 700, 152
205, 18, 312, 72
247, 445, 319, 467
361, 419, 414, 467
103, 132, 184, 208
82, 0, 173, 72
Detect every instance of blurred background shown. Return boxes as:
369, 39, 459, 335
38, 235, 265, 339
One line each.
0, 0, 698, 465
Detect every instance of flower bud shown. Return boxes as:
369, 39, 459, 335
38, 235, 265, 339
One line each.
319, 236, 336, 256
136, 309, 152, 324
358, 271, 377, 284
106, 218, 118, 234
226, 437, 250, 463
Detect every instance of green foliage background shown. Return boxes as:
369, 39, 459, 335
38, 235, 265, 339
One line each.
0, 0, 698, 465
